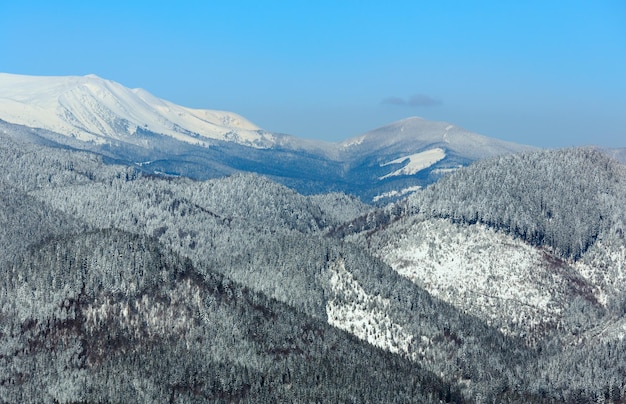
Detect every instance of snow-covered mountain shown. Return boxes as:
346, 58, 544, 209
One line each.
0, 72, 533, 201
335, 117, 536, 201
340, 116, 531, 160
0, 72, 276, 148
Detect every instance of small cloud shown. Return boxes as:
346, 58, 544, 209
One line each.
381, 94, 442, 107
407, 94, 442, 107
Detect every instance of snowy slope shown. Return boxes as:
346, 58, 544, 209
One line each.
325, 259, 415, 358
340, 117, 534, 160
357, 217, 602, 342
0, 73, 274, 148
0, 73, 535, 158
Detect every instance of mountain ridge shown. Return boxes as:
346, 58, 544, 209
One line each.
0, 72, 275, 148
0, 72, 534, 202
339, 116, 533, 160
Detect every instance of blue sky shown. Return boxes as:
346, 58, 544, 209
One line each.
1, 1, 625, 147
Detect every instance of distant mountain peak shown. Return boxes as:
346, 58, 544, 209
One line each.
339, 116, 534, 161
0, 72, 272, 148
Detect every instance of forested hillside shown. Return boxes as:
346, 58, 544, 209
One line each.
409, 148, 626, 260
2, 129, 626, 402
1, 230, 463, 402
403, 147, 626, 314
346, 148, 626, 401
10, 136, 534, 399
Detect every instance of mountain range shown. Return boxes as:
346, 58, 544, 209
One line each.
1, 72, 626, 402
0, 72, 534, 202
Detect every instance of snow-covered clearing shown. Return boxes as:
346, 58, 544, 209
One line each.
380, 148, 446, 179
373, 218, 599, 339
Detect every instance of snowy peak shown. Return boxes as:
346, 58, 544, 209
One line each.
335, 116, 535, 202
0, 73, 272, 148
340, 116, 534, 160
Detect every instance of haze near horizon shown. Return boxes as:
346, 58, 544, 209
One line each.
1, 1, 624, 148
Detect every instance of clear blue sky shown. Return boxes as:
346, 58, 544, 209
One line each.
1, 1, 625, 147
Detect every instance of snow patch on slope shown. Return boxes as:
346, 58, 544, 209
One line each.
341, 135, 366, 148
575, 240, 626, 308
380, 148, 446, 179
326, 260, 416, 358
373, 218, 598, 340
431, 166, 462, 176
372, 185, 422, 203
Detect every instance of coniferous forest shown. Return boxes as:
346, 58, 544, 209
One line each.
2, 128, 626, 403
